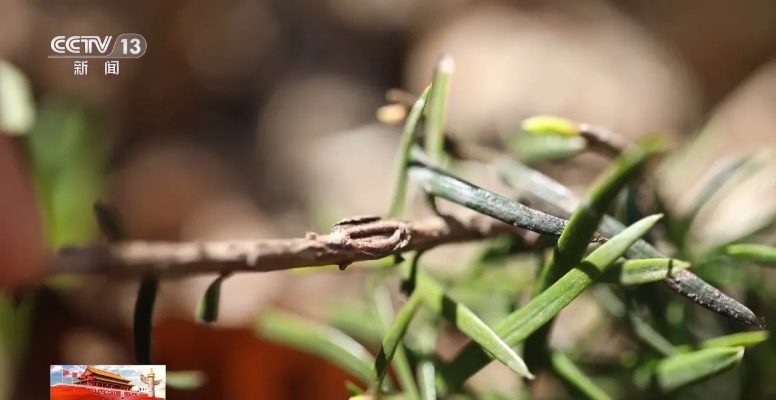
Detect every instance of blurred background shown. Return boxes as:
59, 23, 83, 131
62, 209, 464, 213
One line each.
1, 0, 776, 399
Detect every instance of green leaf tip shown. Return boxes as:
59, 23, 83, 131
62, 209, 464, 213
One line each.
345, 381, 365, 397
676, 331, 769, 352
166, 371, 207, 390
425, 54, 455, 165
133, 278, 159, 365
389, 84, 432, 218
726, 244, 776, 265
655, 346, 744, 393
522, 115, 580, 137
197, 274, 230, 323
582, 214, 663, 267
93, 202, 128, 242
701, 331, 768, 349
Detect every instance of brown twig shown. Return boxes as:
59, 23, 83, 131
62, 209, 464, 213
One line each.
384, 88, 636, 159
578, 123, 632, 158
50, 214, 533, 279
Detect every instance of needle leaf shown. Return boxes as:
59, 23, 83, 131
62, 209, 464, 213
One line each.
417, 271, 534, 380
444, 214, 662, 387
496, 158, 760, 326
256, 310, 379, 388
654, 347, 744, 393
600, 258, 691, 286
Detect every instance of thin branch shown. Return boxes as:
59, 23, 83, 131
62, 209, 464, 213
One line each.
578, 122, 631, 158
50, 214, 534, 279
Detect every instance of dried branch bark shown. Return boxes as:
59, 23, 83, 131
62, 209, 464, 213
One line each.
50, 214, 532, 279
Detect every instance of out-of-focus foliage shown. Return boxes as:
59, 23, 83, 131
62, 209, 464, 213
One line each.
26, 97, 107, 249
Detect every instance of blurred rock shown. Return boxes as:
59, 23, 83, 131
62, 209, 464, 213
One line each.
257, 74, 385, 218
301, 123, 399, 219
0, 0, 33, 60
632, 0, 776, 105
326, 0, 470, 33
659, 61, 776, 248
174, 0, 280, 96
110, 137, 240, 240
406, 1, 702, 140
61, 328, 126, 365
